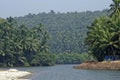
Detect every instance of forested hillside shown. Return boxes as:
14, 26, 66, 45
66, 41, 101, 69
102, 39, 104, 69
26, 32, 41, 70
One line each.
15, 10, 108, 54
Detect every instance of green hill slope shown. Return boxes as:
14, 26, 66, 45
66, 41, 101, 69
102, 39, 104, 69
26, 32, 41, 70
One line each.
15, 10, 108, 53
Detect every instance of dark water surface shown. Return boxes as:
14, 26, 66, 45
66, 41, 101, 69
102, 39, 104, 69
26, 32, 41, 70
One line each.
2, 64, 120, 80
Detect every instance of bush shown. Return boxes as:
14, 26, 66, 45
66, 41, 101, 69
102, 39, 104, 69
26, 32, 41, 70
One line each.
56, 52, 95, 64
31, 53, 56, 66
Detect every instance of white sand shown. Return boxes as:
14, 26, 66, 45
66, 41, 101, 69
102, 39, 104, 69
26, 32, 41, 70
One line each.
0, 69, 31, 80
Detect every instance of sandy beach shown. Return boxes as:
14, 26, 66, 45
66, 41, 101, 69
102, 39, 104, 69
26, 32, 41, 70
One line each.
0, 69, 31, 80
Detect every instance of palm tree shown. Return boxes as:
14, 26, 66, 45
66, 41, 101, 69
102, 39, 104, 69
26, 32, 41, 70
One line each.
109, 0, 120, 25
33, 23, 50, 53
109, 0, 120, 58
85, 0, 120, 61
0, 17, 51, 66
85, 16, 119, 61
109, 0, 120, 16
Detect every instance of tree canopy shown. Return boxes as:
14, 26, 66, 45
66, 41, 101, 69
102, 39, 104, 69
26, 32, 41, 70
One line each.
85, 0, 120, 61
15, 10, 108, 54
0, 17, 55, 67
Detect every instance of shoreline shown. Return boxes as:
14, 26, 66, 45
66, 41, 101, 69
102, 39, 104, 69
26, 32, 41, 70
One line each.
73, 60, 120, 70
0, 69, 31, 80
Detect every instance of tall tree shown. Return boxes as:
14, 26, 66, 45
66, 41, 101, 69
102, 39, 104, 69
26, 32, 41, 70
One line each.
109, 0, 120, 25
85, 0, 120, 61
0, 17, 55, 67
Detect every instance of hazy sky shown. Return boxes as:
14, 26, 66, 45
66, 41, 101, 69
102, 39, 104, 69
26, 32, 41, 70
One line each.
0, 0, 112, 18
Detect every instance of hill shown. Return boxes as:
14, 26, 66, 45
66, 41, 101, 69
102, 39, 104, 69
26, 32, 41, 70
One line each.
15, 10, 108, 53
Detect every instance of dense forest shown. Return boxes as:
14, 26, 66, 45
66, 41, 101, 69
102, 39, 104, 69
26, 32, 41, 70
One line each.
0, 15, 95, 67
0, 10, 105, 66
0, 17, 55, 67
1, 0, 119, 67
15, 10, 108, 54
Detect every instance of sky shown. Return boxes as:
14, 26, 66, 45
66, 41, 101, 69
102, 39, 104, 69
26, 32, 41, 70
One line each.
0, 0, 112, 18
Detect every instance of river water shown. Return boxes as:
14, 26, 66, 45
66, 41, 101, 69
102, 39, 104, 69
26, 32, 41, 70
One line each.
4, 64, 120, 80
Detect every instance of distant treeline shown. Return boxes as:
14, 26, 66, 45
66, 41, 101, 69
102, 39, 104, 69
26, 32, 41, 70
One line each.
15, 10, 108, 54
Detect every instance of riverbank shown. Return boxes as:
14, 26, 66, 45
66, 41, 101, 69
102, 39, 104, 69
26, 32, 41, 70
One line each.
0, 69, 31, 80
74, 60, 120, 70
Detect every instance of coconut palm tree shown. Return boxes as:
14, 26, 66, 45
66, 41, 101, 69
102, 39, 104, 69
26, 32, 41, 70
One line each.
85, 0, 120, 61
109, 0, 120, 58
109, 0, 120, 26
109, 0, 120, 17
85, 16, 119, 61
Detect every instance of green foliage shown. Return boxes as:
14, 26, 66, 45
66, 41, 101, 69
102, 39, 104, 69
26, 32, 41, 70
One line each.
15, 10, 108, 54
85, 16, 116, 61
85, 0, 120, 61
56, 52, 95, 64
0, 18, 5, 24
0, 2, 115, 66
31, 53, 56, 66
79, 52, 96, 62
0, 17, 55, 67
